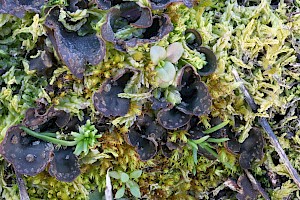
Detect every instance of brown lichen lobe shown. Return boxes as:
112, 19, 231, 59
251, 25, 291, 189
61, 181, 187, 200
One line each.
150, 0, 193, 10
236, 175, 259, 200
157, 65, 212, 130
101, 3, 173, 51
0, 0, 45, 18
184, 29, 217, 76
239, 127, 265, 169
44, 8, 106, 79
0, 125, 54, 176
49, 147, 80, 182
126, 115, 166, 161
23, 104, 70, 130
93, 69, 136, 117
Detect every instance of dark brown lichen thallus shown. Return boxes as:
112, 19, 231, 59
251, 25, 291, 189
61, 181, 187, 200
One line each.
196, 46, 217, 76
185, 29, 203, 50
0, 125, 54, 176
157, 65, 212, 130
124, 14, 173, 49
186, 116, 217, 160
94, 0, 141, 10
205, 117, 241, 155
127, 128, 158, 161
150, 0, 194, 10
126, 115, 166, 161
176, 65, 212, 116
23, 105, 71, 132
236, 175, 259, 200
101, 2, 153, 51
48, 147, 80, 182
101, 2, 153, 39
101, 3, 173, 52
44, 8, 106, 79
157, 107, 192, 130
239, 127, 265, 169
0, 0, 45, 18
93, 69, 137, 117
28, 37, 56, 77
67, 0, 89, 11
184, 29, 217, 76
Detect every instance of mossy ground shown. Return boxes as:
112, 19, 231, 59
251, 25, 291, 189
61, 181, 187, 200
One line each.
0, 0, 299, 199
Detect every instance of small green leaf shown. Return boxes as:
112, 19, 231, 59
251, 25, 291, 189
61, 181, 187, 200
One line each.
187, 140, 198, 150
199, 143, 219, 158
193, 135, 210, 144
88, 189, 102, 200
71, 132, 84, 139
120, 172, 129, 183
73, 140, 84, 156
115, 185, 125, 199
109, 171, 120, 179
130, 170, 143, 179
203, 120, 229, 134
83, 140, 89, 155
192, 167, 197, 176
128, 180, 141, 198
192, 146, 198, 165
206, 138, 229, 143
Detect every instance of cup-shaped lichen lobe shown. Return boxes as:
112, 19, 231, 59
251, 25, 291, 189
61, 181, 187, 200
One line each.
44, 7, 106, 79
49, 147, 81, 182
176, 65, 212, 116
23, 105, 71, 131
67, 0, 89, 11
183, 29, 217, 76
102, 4, 173, 51
0, 125, 54, 176
93, 69, 137, 117
126, 115, 167, 161
156, 66, 212, 130
236, 175, 259, 200
185, 29, 203, 50
0, 0, 46, 18
127, 130, 157, 161
157, 107, 192, 130
196, 47, 217, 76
150, 96, 171, 110
94, 0, 124, 10
27, 37, 55, 77
119, 2, 152, 27
187, 116, 205, 140
135, 14, 173, 44
239, 127, 265, 169
135, 138, 158, 161
150, 0, 193, 10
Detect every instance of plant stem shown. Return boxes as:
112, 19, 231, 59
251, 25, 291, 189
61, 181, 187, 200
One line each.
40, 132, 58, 138
20, 126, 77, 146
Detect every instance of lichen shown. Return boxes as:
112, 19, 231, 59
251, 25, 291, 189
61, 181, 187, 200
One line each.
0, 0, 299, 199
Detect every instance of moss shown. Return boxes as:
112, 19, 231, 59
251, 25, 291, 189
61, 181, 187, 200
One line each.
0, 0, 300, 198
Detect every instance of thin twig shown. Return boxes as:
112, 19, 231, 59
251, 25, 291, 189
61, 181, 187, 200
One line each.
232, 68, 300, 189
244, 169, 270, 200
231, 69, 258, 112
105, 167, 113, 200
258, 118, 300, 189
15, 170, 30, 200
